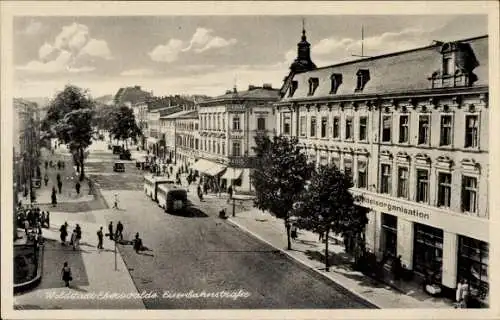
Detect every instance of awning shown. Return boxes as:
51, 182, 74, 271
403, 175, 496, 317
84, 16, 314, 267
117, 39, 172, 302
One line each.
221, 167, 243, 180
190, 159, 215, 174
204, 162, 226, 176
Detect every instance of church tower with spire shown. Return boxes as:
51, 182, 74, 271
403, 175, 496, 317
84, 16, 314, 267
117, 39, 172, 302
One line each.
289, 22, 317, 73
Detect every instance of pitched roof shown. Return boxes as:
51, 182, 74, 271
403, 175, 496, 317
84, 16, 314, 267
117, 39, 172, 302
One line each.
161, 109, 197, 120
114, 86, 152, 105
201, 86, 280, 104
176, 110, 198, 119
281, 35, 488, 102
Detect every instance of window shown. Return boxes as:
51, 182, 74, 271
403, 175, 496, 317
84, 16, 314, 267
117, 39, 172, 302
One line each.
222, 116, 225, 130
299, 116, 306, 136
413, 223, 443, 282
222, 142, 225, 155
357, 160, 367, 188
204, 140, 207, 151
382, 214, 398, 257
399, 115, 409, 143
418, 115, 430, 145
310, 116, 316, 137
308, 77, 319, 96
344, 158, 353, 177
321, 116, 328, 138
289, 80, 298, 97
443, 57, 453, 75
440, 115, 453, 146
333, 117, 340, 138
397, 167, 409, 199
257, 117, 266, 130
355, 69, 370, 91
462, 176, 477, 213
345, 117, 353, 140
458, 236, 489, 302
380, 164, 391, 194
233, 116, 240, 130
330, 73, 343, 94
283, 113, 291, 135
332, 157, 340, 168
382, 115, 392, 142
416, 169, 429, 203
195, 139, 199, 150
232, 141, 241, 156
465, 115, 479, 148
217, 115, 221, 130
437, 173, 452, 208
359, 116, 367, 141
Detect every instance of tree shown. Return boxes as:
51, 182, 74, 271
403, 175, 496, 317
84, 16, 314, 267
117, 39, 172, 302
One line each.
42, 85, 95, 181
251, 135, 314, 250
297, 164, 368, 271
109, 106, 142, 149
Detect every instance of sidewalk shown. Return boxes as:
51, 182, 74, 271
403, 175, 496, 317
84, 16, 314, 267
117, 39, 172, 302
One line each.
14, 209, 145, 309
227, 208, 456, 309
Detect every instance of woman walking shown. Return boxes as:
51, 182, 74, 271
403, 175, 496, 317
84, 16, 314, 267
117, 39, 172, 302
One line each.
61, 262, 72, 287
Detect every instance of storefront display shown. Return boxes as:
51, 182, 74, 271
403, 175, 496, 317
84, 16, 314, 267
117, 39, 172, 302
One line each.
381, 213, 397, 257
458, 236, 489, 302
413, 223, 443, 283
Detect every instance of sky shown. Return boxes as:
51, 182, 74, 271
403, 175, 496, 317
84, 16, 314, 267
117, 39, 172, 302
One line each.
13, 15, 487, 99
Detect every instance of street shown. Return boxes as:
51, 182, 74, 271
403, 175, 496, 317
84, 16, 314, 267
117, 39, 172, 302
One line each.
84, 145, 375, 309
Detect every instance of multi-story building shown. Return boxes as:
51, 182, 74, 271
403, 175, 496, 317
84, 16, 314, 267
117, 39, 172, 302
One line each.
146, 106, 184, 157
194, 85, 280, 190
174, 110, 200, 165
276, 30, 489, 304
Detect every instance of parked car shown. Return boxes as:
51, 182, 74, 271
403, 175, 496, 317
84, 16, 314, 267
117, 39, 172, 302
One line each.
113, 161, 125, 172
112, 145, 122, 154
119, 149, 131, 160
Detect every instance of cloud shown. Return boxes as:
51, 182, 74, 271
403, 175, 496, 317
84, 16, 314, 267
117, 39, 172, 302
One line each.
149, 39, 184, 63
19, 20, 44, 35
16, 22, 112, 74
120, 68, 156, 76
150, 27, 237, 63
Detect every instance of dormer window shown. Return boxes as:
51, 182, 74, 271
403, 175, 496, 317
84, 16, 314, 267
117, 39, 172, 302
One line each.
355, 69, 370, 92
308, 77, 319, 96
330, 73, 342, 94
289, 80, 298, 97
443, 56, 454, 75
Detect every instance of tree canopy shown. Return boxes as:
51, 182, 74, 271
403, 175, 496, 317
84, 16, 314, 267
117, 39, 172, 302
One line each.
251, 135, 314, 249
109, 105, 142, 148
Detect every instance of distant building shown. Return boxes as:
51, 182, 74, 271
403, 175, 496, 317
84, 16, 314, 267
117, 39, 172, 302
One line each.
146, 105, 184, 156
194, 84, 280, 191
113, 85, 152, 107
276, 29, 489, 305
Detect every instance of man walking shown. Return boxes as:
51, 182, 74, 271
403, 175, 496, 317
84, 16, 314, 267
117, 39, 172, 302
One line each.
227, 184, 233, 203
108, 221, 114, 241
75, 181, 81, 195
116, 221, 124, 241
113, 193, 119, 209
57, 179, 63, 194
97, 226, 104, 250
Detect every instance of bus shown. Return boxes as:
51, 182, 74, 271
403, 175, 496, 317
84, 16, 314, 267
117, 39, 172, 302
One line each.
157, 184, 188, 213
143, 175, 175, 201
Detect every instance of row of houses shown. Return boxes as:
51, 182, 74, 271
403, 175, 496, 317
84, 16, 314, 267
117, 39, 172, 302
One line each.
131, 29, 489, 304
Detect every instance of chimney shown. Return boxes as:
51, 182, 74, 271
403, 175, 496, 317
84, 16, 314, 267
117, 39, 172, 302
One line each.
248, 85, 256, 90
263, 83, 272, 89
134, 85, 141, 90
233, 86, 237, 93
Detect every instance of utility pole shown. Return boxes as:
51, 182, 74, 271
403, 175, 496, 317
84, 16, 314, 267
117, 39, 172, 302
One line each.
114, 238, 117, 271
352, 25, 372, 58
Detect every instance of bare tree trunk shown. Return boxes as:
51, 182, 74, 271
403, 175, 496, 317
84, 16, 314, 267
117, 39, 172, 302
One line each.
325, 226, 330, 271
79, 147, 85, 181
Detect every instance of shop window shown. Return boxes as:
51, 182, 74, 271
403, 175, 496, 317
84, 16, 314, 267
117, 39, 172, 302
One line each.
413, 224, 443, 283
359, 116, 367, 141
232, 141, 241, 157
440, 115, 453, 146
233, 116, 241, 131
458, 236, 489, 302
310, 116, 316, 137
283, 113, 291, 135
418, 115, 430, 145
437, 172, 452, 208
381, 213, 397, 257
397, 167, 409, 199
380, 164, 392, 194
416, 169, 429, 203
465, 115, 479, 148
461, 176, 478, 213
357, 160, 367, 188
333, 117, 340, 138
321, 116, 328, 138
382, 115, 392, 142
345, 117, 353, 140
299, 116, 306, 137
257, 117, 266, 131
344, 158, 353, 177
399, 115, 409, 143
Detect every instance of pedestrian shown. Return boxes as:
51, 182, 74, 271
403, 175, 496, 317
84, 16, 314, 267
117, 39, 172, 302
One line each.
197, 185, 203, 201
108, 222, 114, 241
37, 220, 42, 235
75, 224, 82, 249
133, 232, 143, 253
27, 210, 33, 227
45, 160, 48, 170
70, 229, 77, 250
291, 224, 298, 240
116, 221, 124, 241
97, 226, 104, 250
113, 193, 119, 209
45, 211, 50, 228
461, 279, 470, 308
51, 187, 57, 207
59, 222, 68, 245
44, 173, 49, 186
57, 173, 61, 183
318, 228, 324, 242
24, 219, 30, 235
58, 180, 63, 194
41, 211, 46, 227
227, 185, 233, 203
61, 262, 72, 287
57, 161, 61, 170
75, 181, 81, 195
392, 255, 402, 280
456, 278, 464, 306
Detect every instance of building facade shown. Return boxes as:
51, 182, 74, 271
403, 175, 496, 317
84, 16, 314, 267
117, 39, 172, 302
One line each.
276, 32, 489, 304
194, 85, 280, 190
175, 110, 200, 165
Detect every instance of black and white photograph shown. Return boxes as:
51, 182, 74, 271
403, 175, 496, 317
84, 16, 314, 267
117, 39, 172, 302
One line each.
1, 1, 499, 319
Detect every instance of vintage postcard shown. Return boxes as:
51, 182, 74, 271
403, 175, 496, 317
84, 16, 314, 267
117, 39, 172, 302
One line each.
1, 1, 499, 319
